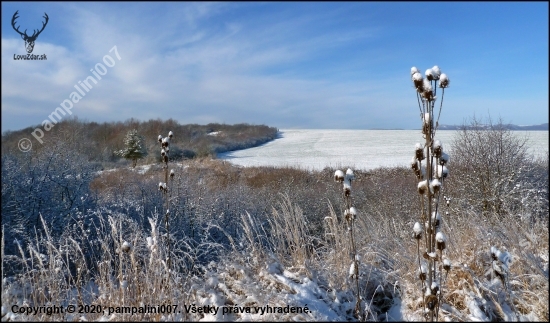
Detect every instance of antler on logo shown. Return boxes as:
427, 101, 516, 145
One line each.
11, 10, 49, 54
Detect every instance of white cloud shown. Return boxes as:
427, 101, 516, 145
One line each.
2, 3, 547, 131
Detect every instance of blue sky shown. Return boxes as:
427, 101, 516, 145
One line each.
2, 2, 548, 131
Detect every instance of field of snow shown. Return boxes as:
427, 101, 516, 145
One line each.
219, 130, 549, 170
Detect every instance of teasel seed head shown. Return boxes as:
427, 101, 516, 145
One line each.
431, 66, 441, 80
418, 264, 427, 281
443, 258, 451, 271
425, 68, 435, 81
426, 294, 437, 311
415, 143, 425, 160
436, 232, 446, 250
121, 241, 132, 253
343, 181, 351, 197
334, 170, 344, 183
349, 207, 357, 220
432, 140, 443, 158
413, 222, 423, 240
344, 209, 351, 222
430, 178, 441, 195
431, 281, 440, 295
168, 131, 174, 139
158, 135, 163, 143
412, 72, 423, 90
418, 180, 428, 195
439, 73, 450, 88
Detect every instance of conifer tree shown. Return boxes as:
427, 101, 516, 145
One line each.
115, 129, 148, 168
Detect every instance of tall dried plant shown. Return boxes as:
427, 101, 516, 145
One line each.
410, 66, 451, 321
333, 168, 362, 319
157, 131, 174, 284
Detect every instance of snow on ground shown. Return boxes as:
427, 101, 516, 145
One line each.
218, 129, 549, 171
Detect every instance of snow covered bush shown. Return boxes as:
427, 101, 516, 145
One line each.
409, 65, 452, 321
115, 129, 148, 168
1, 142, 98, 262
449, 115, 548, 218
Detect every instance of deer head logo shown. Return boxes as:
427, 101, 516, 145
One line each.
11, 10, 49, 54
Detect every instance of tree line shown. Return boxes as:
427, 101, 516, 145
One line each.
1, 117, 278, 168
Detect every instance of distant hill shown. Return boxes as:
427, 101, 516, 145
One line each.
438, 123, 548, 131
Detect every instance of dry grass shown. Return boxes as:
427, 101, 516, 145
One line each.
2, 156, 548, 321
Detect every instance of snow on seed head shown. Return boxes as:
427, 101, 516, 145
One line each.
432, 140, 443, 158
415, 143, 425, 160
158, 135, 162, 143
334, 170, 345, 183
439, 73, 450, 88
349, 261, 357, 278
121, 241, 132, 253
422, 80, 434, 100
411, 66, 419, 76
168, 131, 174, 139
413, 222, 423, 240
443, 258, 451, 271
430, 179, 441, 195
349, 207, 357, 220
161, 149, 166, 157
343, 181, 351, 196
418, 263, 427, 281
432, 66, 441, 79
425, 68, 435, 81
411, 156, 419, 168
418, 180, 428, 195
412, 72, 423, 90
436, 232, 446, 250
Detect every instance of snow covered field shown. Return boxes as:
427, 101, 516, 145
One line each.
219, 130, 549, 170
